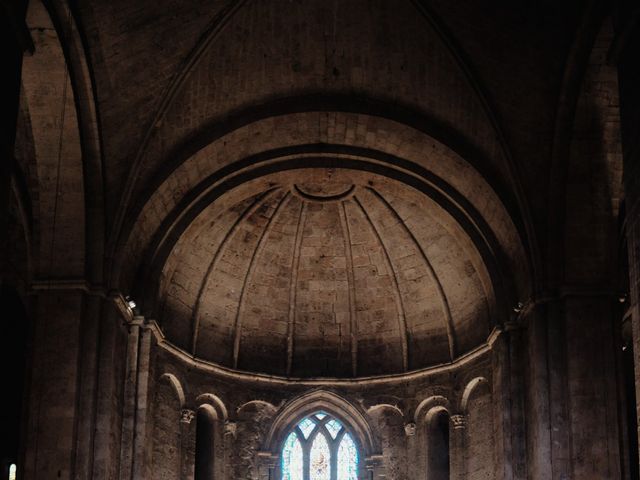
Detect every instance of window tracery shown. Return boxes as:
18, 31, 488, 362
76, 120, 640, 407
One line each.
281, 412, 358, 480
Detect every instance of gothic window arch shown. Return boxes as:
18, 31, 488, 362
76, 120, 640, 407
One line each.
281, 411, 359, 480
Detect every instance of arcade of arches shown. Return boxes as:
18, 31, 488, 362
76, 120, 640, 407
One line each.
2, 0, 640, 479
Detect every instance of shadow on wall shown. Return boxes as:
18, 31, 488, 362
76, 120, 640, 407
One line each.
0, 287, 29, 477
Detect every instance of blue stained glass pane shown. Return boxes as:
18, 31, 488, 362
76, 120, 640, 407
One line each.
325, 419, 342, 439
310, 432, 331, 480
298, 417, 316, 439
282, 432, 303, 480
337, 432, 358, 480
315, 412, 327, 420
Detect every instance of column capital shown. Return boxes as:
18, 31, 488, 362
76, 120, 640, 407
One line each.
224, 421, 237, 437
404, 422, 417, 436
450, 414, 467, 429
180, 409, 195, 424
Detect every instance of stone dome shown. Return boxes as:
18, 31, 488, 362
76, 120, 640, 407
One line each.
157, 168, 493, 378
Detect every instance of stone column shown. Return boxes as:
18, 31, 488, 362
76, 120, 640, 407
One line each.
449, 414, 466, 480
180, 409, 196, 480
132, 325, 152, 479
118, 316, 143, 480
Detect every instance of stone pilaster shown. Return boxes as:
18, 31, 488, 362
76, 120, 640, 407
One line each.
118, 316, 143, 480
256, 451, 278, 480
450, 414, 467, 480
180, 409, 196, 480
365, 454, 385, 479
132, 326, 152, 479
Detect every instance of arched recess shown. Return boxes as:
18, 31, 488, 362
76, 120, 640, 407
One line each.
462, 378, 494, 479
414, 397, 452, 480
192, 394, 227, 479
159, 373, 186, 408
460, 377, 488, 413
414, 396, 451, 425
263, 390, 380, 460
425, 407, 450, 480
151, 374, 182, 479
195, 393, 228, 422
194, 405, 217, 480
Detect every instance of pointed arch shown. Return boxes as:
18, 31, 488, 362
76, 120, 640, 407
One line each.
263, 390, 379, 457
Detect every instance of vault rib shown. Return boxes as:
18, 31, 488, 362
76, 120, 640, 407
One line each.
367, 187, 457, 361
353, 195, 409, 372
286, 200, 307, 377
338, 200, 359, 377
189, 188, 280, 356
232, 191, 290, 369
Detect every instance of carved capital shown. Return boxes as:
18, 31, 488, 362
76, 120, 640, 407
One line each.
224, 421, 237, 437
404, 422, 417, 436
180, 409, 195, 424
450, 414, 466, 430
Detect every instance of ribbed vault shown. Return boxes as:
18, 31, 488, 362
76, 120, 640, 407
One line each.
157, 169, 492, 378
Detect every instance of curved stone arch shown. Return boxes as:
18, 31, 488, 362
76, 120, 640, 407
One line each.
366, 404, 405, 418
20, 0, 86, 279
158, 373, 186, 408
46, 0, 107, 285
546, 12, 622, 287
262, 389, 380, 457
414, 395, 452, 424
114, 112, 530, 306
460, 376, 490, 414
195, 393, 228, 421
237, 399, 279, 416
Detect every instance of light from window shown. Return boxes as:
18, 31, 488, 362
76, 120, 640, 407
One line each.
9, 464, 16, 480
281, 411, 358, 480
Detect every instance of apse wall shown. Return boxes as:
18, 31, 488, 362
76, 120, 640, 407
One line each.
145, 330, 500, 480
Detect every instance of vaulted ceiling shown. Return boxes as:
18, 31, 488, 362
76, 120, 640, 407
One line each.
14, 0, 623, 378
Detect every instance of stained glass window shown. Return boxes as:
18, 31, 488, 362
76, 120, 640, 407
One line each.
337, 433, 358, 480
299, 417, 316, 439
281, 412, 359, 480
325, 419, 342, 439
282, 432, 303, 480
310, 432, 330, 480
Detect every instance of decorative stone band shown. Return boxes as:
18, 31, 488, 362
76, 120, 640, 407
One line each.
450, 414, 467, 430
180, 409, 195, 424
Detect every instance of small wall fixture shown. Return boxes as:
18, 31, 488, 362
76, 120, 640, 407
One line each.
125, 296, 137, 310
